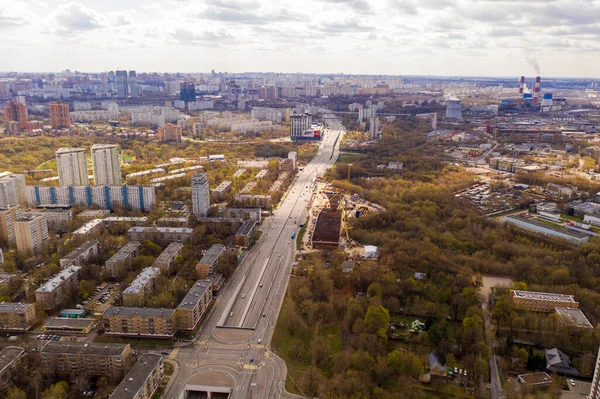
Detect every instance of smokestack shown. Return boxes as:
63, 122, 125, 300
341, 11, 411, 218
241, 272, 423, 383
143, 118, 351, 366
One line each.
533, 76, 540, 104
518, 76, 524, 105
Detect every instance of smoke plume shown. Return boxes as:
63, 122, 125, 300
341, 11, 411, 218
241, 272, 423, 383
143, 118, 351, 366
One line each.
527, 57, 541, 75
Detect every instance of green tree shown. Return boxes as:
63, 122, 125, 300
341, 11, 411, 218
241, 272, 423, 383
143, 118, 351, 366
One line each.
41, 381, 68, 399
6, 387, 27, 399
363, 306, 390, 337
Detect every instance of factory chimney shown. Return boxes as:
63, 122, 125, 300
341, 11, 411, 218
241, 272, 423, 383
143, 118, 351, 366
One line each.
533, 76, 540, 104
518, 76, 524, 105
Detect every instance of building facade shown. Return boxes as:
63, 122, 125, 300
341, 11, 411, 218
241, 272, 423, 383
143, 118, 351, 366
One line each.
106, 241, 141, 278
152, 242, 183, 272
0, 302, 36, 331
14, 214, 49, 255
122, 267, 160, 307
3, 101, 27, 133
510, 290, 579, 312
176, 280, 213, 331
56, 147, 89, 186
0, 206, 21, 246
59, 240, 99, 268
0, 347, 26, 393
109, 354, 163, 399
127, 226, 192, 246
91, 144, 122, 185
192, 173, 210, 219
49, 100, 71, 129
196, 244, 226, 279
157, 123, 182, 142
290, 112, 312, 139
103, 307, 176, 338
35, 266, 81, 310
23, 205, 72, 232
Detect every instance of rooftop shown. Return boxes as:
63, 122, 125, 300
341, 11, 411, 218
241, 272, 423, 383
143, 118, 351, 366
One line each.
43, 317, 96, 331
0, 347, 24, 373
104, 217, 149, 223
41, 341, 129, 356
56, 147, 86, 154
73, 219, 103, 235
104, 306, 175, 318
61, 240, 98, 261
198, 244, 226, 266
0, 302, 33, 314
108, 354, 162, 399
128, 226, 193, 234
511, 290, 576, 303
555, 307, 593, 328
236, 220, 256, 236
122, 267, 160, 295
177, 280, 212, 310
517, 372, 553, 386
36, 266, 81, 293
35, 204, 72, 210
506, 215, 588, 239
214, 180, 232, 192
154, 242, 183, 264
91, 144, 119, 150
77, 209, 110, 219
106, 241, 141, 264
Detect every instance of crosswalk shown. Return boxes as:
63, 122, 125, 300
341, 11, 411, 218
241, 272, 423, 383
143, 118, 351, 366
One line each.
168, 347, 179, 360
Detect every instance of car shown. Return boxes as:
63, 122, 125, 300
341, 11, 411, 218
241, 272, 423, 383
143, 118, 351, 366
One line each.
229, 312, 233, 317
242, 294, 245, 299
262, 312, 266, 317
259, 284, 263, 288
53, 335, 60, 341
258, 339, 262, 344
278, 253, 281, 257
569, 379, 575, 386
250, 357, 254, 363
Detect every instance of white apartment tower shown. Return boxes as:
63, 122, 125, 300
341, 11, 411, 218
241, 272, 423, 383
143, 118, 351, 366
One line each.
191, 173, 210, 219
290, 113, 312, 139
56, 148, 89, 186
91, 144, 122, 185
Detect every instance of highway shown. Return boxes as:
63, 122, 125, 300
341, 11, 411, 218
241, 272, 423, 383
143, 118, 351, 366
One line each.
164, 117, 345, 399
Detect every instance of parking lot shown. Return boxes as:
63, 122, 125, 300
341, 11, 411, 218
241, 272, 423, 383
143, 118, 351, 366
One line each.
82, 283, 120, 314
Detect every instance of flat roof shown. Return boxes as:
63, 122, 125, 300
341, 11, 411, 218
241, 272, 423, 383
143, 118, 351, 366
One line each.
154, 242, 183, 263
109, 354, 162, 399
78, 209, 110, 218
107, 242, 141, 263
0, 302, 32, 314
198, 244, 226, 266
73, 219, 103, 235
104, 217, 148, 223
177, 280, 212, 310
506, 215, 588, 239
104, 306, 175, 318
128, 226, 192, 234
56, 147, 86, 154
0, 347, 24, 373
517, 372, 553, 385
214, 180, 232, 192
36, 267, 81, 293
555, 307, 593, 328
236, 220, 256, 236
43, 317, 96, 331
62, 240, 98, 261
122, 267, 160, 295
511, 290, 576, 303
41, 341, 128, 356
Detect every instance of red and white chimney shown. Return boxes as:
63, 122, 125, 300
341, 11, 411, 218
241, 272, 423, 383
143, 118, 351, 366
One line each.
533, 76, 540, 104
518, 76, 524, 105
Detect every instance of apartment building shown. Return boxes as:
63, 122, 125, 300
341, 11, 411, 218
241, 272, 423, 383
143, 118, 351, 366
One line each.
0, 206, 21, 246
235, 220, 257, 248
157, 123, 182, 142
109, 353, 163, 399
3, 101, 28, 133
49, 100, 71, 129
127, 226, 192, 246
40, 341, 134, 379
176, 280, 213, 331
192, 173, 210, 219
122, 267, 160, 307
72, 219, 103, 239
590, 349, 600, 399
234, 194, 271, 208
196, 244, 226, 279
23, 204, 73, 232
105, 241, 141, 278
0, 302, 36, 331
35, 266, 81, 310
56, 147, 88, 186
211, 180, 232, 202
59, 240, 99, 268
510, 290, 579, 312
91, 144, 122, 185
14, 214, 49, 255
152, 242, 183, 272
0, 346, 26, 393
103, 307, 176, 338
0, 174, 27, 208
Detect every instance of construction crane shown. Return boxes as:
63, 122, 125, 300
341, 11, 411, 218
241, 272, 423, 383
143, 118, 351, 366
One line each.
347, 163, 353, 181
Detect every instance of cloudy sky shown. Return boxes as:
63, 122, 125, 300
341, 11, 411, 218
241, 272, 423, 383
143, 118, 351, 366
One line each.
1, 0, 600, 77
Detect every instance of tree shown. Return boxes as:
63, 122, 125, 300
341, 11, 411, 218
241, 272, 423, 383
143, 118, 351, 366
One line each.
363, 306, 390, 337
517, 347, 529, 366
41, 381, 68, 399
6, 387, 27, 399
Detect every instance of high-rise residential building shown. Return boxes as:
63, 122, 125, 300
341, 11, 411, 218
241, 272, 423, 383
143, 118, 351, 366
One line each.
129, 70, 138, 98
0, 206, 21, 246
91, 144, 122, 185
191, 173, 210, 219
3, 101, 28, 133
290, 112, 312, 139
49, 100, 71, 129
179, 82, 196, 103
14, 214, 49, 255
115, 70, 128, 98
0, 174, 27, 208
157, 123, 182, 142
23, 204, 72, 232
56, 147, 89, 186
445, 98, 462, 119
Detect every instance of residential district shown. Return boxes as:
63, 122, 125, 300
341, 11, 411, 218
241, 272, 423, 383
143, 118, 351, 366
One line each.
2, 71, 600, 399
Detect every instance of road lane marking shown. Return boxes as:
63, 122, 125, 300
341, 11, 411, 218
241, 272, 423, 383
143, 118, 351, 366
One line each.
168, 347, 180, 360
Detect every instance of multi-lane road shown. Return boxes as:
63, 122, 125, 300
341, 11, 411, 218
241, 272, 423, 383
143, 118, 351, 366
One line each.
164, 117, 345, 399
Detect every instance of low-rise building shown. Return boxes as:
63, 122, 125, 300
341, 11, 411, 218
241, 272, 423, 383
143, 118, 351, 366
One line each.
196, 244, 226, 279
35, 266, 81, 310
0, 302, 36, 331
122, 267, 161, 307
105, 241, 141, 278
40, 341, 134, 379
212, 180, 232, 201
555, 307, 593, 329
72, 219, 103, 239
222, 207, 262, 222
0, 346, 26, 393
103, 307, 176, 338
77, 209, 110, 220
505, 215, 589, 245
109, 353, 163, 399
234, 194, 271, 208
42, 317, 96, 334
152, 242, 183, 272
127, 226, 192, 245
235, 220, 257, 248
176, 280, 213, 331
517, 372, 553, 387
59, 240, 99, 268
510, 290, 578, 312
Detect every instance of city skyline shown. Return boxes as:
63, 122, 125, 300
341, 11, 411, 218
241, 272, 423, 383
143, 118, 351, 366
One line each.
1, 0, 600, 77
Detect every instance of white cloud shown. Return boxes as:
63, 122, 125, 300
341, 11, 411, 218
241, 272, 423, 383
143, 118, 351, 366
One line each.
47, 2, 107, 35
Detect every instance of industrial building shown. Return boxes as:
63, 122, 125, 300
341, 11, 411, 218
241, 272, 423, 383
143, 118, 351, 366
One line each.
59, 240, 99, 268
103, 307, 176, 338
445, 98, 462, 119
0, 302, 36, 331
109, 353, 163, 399
505, 215, 589, 245
196, 244, 226, 279
510, 290, 578, 312
176, 280, 213, 331
40, 341, 134, 379
105, 241, 141, 278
